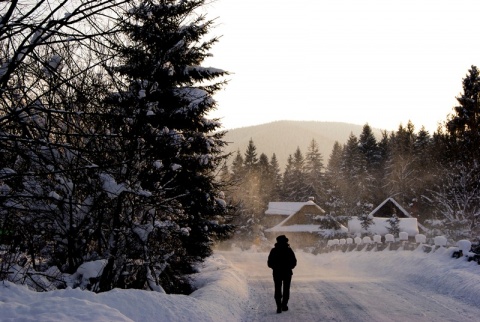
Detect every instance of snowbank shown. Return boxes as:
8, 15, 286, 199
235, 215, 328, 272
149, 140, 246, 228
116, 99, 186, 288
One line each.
2, 248, 480, 321
0, 254, 248, 322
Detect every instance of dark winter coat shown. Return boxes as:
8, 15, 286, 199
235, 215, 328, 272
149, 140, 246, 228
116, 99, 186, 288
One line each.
267, 242, 297, 277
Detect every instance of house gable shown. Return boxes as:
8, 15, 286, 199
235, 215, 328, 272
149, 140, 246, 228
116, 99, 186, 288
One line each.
281, 204, 325, 226
264, 202, 307, 216
368, 197, 411, 218
263, 201, 317, 227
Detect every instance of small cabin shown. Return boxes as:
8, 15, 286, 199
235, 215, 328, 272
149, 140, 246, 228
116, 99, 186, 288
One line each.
264, 199, 347, 247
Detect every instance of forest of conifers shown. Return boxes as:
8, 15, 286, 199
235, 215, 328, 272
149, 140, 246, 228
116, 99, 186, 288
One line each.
221, 66, 480, 244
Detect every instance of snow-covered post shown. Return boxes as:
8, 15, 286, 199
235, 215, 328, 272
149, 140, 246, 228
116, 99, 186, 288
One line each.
385, 234, 395, 251
362, 236, 372, 251
373, 234, 382, 251
339, 238, 347, 252
433, 236, 448, 253
414, 234, 427, 252
346, 238, 354, 252
332, 239, 339, 252
399, 232, 409, 251
354, 236, 363, 251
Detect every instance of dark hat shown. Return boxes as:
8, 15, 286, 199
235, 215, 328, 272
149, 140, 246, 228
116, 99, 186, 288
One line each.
276, 235, 288, 243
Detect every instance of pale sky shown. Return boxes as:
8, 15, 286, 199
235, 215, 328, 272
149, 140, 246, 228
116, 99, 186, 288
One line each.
203, 0, 480, 133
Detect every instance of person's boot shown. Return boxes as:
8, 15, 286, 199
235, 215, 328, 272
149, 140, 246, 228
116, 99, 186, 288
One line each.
282, 301, 288, 311
276, 299, 282, 313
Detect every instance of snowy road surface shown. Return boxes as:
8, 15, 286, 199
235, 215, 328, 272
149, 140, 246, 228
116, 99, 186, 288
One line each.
219, 250, 480, 322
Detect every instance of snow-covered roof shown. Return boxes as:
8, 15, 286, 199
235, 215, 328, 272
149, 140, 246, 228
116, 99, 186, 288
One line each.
265, 224, 324, 233
265, 200, 317, 216
348, 217, 419, 236
265, 204, 347, 233
265, 224, 348, 234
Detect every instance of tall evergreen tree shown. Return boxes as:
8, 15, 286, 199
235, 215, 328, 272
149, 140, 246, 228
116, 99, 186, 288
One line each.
257, 153, 272, 209
341, 133, 368, 214
231, 150, 245, 184
283, 147, 308, 201
358, 124, 380, 204
411, 126, 435, 222
358, 124, 379, 168
324, 141, 346, 217
100, 0, 232, 293
244, 138, 259, 171
269, 153, 283, 201
282, 154, 296, 201
427, 66, 480, 239
447, 65, 480, 163
304, 139, 325, 203
384, 122, 416, 206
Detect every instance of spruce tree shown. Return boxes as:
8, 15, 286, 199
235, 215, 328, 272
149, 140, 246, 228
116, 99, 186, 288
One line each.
324, 141, 346, 217
282, 154, 296, 201
101, 0, 232, 293
269, 153, 283, 201
358, 124, 379, 204
231, 150, 245, 183
282, 147, 308, 201
341, 133, 367, 214
244, 138, 259, 173
257, 153, 272, 207
305, 139, 325, 203
384, 123, 416, 206
386, 213, 400, 237
447, 65, 480, 162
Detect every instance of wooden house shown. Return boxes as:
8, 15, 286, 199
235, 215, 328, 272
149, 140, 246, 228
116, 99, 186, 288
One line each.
264, 199, 347, 247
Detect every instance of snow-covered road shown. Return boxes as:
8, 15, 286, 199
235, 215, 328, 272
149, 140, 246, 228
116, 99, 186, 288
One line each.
219, 250, 480, 322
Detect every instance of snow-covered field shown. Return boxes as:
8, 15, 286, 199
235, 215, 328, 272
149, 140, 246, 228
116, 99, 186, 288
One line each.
2, 246, 480, 321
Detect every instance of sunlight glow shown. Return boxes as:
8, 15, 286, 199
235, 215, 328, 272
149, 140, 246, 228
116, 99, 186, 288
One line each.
205, 0, 480, 133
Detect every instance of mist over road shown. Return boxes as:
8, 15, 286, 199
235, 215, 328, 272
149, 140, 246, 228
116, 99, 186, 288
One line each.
219, 250, 480, 322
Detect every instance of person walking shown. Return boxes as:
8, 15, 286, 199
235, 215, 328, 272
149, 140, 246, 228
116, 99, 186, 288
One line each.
267, 235, 297, 314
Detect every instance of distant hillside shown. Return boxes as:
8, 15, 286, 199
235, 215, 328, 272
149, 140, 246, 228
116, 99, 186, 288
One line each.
222, 120, 385, 171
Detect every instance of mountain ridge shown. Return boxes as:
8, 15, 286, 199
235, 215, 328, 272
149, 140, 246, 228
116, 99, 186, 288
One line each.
222, 120, 385, 171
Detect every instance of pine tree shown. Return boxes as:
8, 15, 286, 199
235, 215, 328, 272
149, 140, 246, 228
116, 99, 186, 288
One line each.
447, 65, 480, 163
324, 141, 346, 217
341, 133, 367, 214
358, 124, 380, 169
358, 124, 380, 204
241, 139, 261, 213
244, 138, 259, 171
358, 214, 374, 234
384, 122, 416, 206
257, 153, 271, 209
231, 150, 245, 184
304, 139, 325, 203
269, 153, 283, 201
282, 154, 295, 201
386, 213, 400, 237
411, 126, 435, 222
100, 0, 232, 293
282, 147, 308, 201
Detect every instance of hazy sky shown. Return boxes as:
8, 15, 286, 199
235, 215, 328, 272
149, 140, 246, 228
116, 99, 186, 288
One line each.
203, 0, 480, 133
